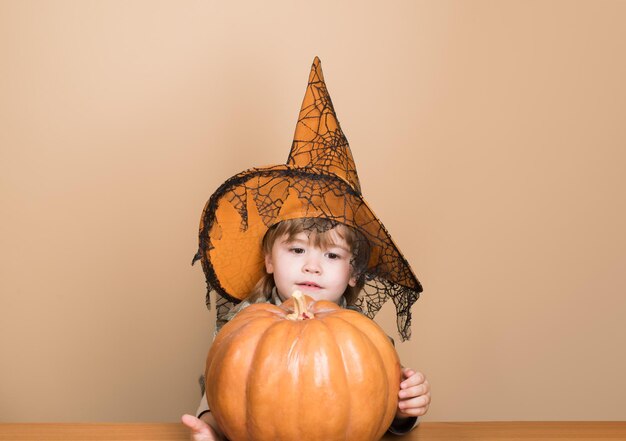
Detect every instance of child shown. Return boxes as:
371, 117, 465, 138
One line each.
183, 58, 431, 439
184, 218, 430, 440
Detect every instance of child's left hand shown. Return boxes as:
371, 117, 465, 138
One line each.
396, 368, 431, 419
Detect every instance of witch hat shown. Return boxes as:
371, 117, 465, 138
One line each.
195, 57, 422, 339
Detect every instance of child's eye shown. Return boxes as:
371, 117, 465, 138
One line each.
290, 247, 305, 254
326, 252, 341, 260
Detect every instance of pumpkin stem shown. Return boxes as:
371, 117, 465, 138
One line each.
285, 290, 315, 320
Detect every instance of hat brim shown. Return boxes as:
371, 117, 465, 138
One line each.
198, 164, 422, 303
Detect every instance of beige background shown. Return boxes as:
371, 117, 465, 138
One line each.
1, 0, 625, 423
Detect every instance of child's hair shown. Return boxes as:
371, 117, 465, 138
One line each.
246, 218, 370, 306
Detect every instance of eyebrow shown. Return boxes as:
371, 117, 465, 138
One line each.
283, 237, 351, 253
324, 243, 351, 253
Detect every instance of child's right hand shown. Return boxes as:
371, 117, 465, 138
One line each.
181, 414, 223, 441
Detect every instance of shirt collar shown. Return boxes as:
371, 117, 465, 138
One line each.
271, 287, 347, 308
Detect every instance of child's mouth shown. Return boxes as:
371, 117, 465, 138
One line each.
297, 282, 321, 289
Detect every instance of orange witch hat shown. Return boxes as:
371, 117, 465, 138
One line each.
195, 57, 422, 340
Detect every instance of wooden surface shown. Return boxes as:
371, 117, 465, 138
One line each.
1, 422, 625, 440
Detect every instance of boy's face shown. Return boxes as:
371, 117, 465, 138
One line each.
265, 228, 357, 304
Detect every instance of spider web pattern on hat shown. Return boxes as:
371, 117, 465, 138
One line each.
195, 57, 423, 340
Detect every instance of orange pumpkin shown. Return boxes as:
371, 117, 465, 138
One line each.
205, 291, 401, 441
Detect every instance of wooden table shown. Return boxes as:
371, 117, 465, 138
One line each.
1, 422, 625, 440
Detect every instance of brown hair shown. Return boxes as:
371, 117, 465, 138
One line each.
246, 218, 370, 306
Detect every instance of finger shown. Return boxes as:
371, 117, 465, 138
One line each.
398, 384, 427, 400
181, 414, 210, 434
400, 371, 425, 389
402, 367, 415, 378
398, 404, 429, 418
398, 394, 431, 411
408, 378, 430, 394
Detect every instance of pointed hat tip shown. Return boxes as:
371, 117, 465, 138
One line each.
308, 56, 324, 83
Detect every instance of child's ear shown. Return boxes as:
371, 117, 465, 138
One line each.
264, 254, 274, 274
348, 275, 357, 287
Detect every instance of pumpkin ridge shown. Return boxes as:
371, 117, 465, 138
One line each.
299, 318, 351, 439
353, 315, 401, 434
318, 316, 352, 441
323, 313, 396, 440
244, 318, 279, 441
364, 326, 393, 439
285, 317, 306, 364
245, 318, 304, 440
289, 318, 314, 439
207, 314, 282, 441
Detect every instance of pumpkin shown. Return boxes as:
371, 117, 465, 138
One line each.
205, 291, 401, 441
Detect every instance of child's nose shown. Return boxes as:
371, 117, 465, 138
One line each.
302, 258, 321, 274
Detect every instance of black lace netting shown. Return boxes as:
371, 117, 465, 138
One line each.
194, 57, 422, 340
